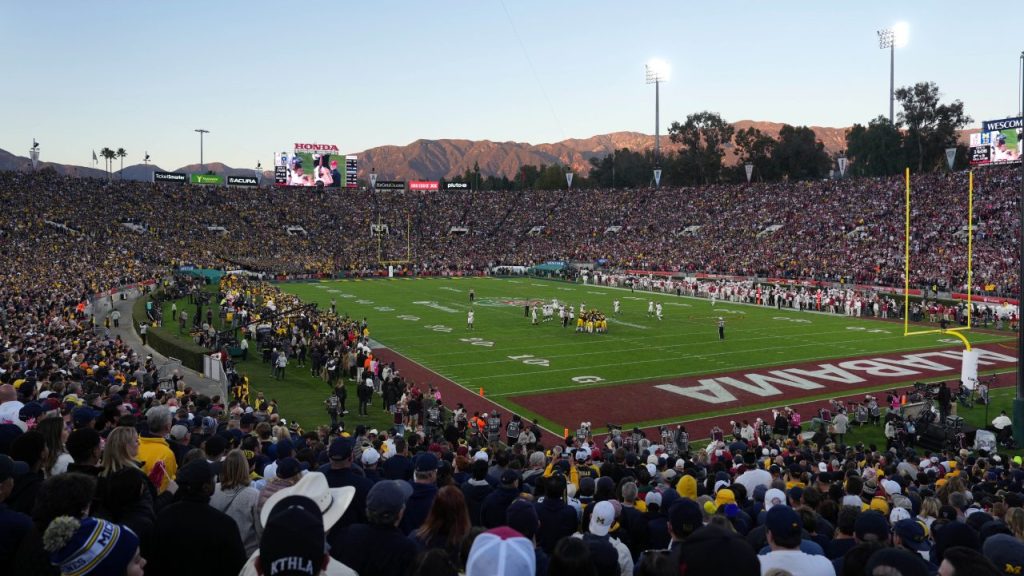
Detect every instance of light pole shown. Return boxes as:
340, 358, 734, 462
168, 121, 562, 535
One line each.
29, 139, 39, 171
1016, 50, 1024, 446
194, 129, 209, 173
876, 23, 908, 125
645, 59, 670, 169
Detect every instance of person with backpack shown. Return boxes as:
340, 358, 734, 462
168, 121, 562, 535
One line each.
325, 390, 342, 430
506, 414, 523, 445
487, 411, 502, 445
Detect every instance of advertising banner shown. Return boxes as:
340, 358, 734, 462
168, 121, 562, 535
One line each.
375, 180, 406, 191
409, 180, 439, 191
969, 117, 1022, 166
227, 175, 259, 187
154, 171, 187, 183
275, 143, 343, 187
445, 182, 469, 190
190, 174, 224, 185
345, 155, 357, 188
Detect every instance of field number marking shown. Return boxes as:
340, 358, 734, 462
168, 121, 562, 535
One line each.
846, 326, 891, 334
460, 337, 494, 347
396, 315, 420, 321
425, 324, 452, 333
356, 300, 374, 305
413, 300, 460, 313
508, 354, 550, 367
773, 316, 811, 324
571, 375, 604, 384
716, 308, 746, 315
373, 306, 394, 312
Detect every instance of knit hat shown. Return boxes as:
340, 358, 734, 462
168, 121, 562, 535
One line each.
466, 527, 535, 576
44, 516, 140, 576
984, 534, 1024, 576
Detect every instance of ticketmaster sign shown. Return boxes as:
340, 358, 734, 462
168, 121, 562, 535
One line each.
190, 174, 225, 185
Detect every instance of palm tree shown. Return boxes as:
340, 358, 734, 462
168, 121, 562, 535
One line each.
99, 148, 115, 179
116, 148, 127, 179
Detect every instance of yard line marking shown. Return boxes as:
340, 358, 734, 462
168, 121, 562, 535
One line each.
607, 318, 648, 330
485, 343, 1013, 396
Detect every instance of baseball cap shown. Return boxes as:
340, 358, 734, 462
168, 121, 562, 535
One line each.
361, 447, 380, 466
0, 454, 28, 483
499, 469, 521, 486
72, 407, 98, 428
414, 452, 440, 472
985, 534, 1024, 576
765, 505, 801, 539
764, 488, 786, 511
855, 511, 890, 542
176, 460, 214, 488
329, 437, 354, 461
506, 499, 539, 539
259, 495, 325, 576
589, 500, 616, 536
169, 425, 188, 441
466, 527, 535, 576
893, 519, 930, 551
669, 498, 703, 538
276, 457, 302, 480
366, 480, 412, 523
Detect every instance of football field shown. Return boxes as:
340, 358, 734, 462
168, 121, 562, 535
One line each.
280, 277, 1017, 437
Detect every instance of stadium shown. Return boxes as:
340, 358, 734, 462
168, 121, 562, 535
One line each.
2, 4, 1024, 576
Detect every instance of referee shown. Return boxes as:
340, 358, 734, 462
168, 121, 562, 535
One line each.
718, 317, 725, 340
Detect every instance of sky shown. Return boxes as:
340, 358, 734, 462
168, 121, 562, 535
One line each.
2, 1, 1021, 170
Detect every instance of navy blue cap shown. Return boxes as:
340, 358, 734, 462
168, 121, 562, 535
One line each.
329, 437, 354, 461
366, 480, 413, 519
765, 505, 801, 539
414, 452, 440, 472
669, 498, 703, 537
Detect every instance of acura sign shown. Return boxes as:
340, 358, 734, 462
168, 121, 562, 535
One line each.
227, 175, 259, 187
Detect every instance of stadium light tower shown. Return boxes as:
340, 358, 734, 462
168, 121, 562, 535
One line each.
194, 129, 210, 172
645, 59, 670, 167
1016, 50, 1024, 446
877, 22, 908, 125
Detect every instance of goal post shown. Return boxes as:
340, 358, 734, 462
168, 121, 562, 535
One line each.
903, 168, 975, 337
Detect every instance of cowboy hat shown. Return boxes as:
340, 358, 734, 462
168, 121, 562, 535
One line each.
260, 471, 354, 531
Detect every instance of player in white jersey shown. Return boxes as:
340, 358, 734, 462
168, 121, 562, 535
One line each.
531, 305, 538, 325
580, 302, 586, 314
647, 301, 654, 316
613, 299, 620, 315
467, 309, 474, 330
655, 302, 663, 321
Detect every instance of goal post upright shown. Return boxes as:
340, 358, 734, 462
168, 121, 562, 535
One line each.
903, 168, 975, 343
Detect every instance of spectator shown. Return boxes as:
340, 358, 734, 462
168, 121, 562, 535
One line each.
413, 485, 472, 563
0, 454, 31, 568
401, 452, 441, 535
210, 448, 261, 555
758, 505, 835, 576
332, 479, 418, 576
138, 406, 177, 494
42, 516, 146, 576
465, 527, 536, 576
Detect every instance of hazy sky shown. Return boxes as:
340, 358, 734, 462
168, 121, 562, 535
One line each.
2, 1, 1020, 170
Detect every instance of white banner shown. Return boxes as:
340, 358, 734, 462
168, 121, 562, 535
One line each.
565, 172, 574, 189
744, 164, 753, 183
653, 169, 662, 187
961, 349, 979, 389
945, 148, 957, 170
370, 173, 377, 188
837, 157, 848, 177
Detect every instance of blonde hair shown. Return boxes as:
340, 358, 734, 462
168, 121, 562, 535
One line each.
919, 497, 940, 519
1006, 507, 1024, 539
101, 427, 140, 476
219, 449, 251, 490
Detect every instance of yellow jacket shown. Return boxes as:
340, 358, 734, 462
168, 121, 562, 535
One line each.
138, 436, 178, 493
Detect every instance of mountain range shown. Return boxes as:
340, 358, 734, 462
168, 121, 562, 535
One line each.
0, 121, 944, 182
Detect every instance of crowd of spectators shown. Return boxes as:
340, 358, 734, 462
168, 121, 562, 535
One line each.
1, 165, 1019, 294
3, 370, 1024, 575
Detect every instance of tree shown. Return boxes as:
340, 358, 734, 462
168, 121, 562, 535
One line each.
845, 116, 904, 177
116, 148, 127, 179
774, 125, 831, 180
587, 148, 655, 188
895, 81, 971, 172
99, 148, 115, 177
668, 111, 734, 185
535, 164, 568, 190
733, 127, 778, 181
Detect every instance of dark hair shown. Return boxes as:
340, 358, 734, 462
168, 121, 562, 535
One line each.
841, 542, 884, 576
771, 525, 802, 549
549, 536, 596, 576
941, 547, 1001, 576
32, 473, 97, 530
636, 549, 675, 576
10, 430, 46, 468
837, 506, 860, 535
470, 459, 489, 481
66, 427, 101, 463
414, 485, 471, 551
410, 548, 458, 576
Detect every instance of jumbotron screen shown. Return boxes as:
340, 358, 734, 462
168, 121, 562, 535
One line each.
969, 117, 1022, 166
274, 143, 357, 188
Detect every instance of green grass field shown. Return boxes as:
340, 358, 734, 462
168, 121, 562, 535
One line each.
150, 276, 1019, 449
283, 276, 1010, 392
